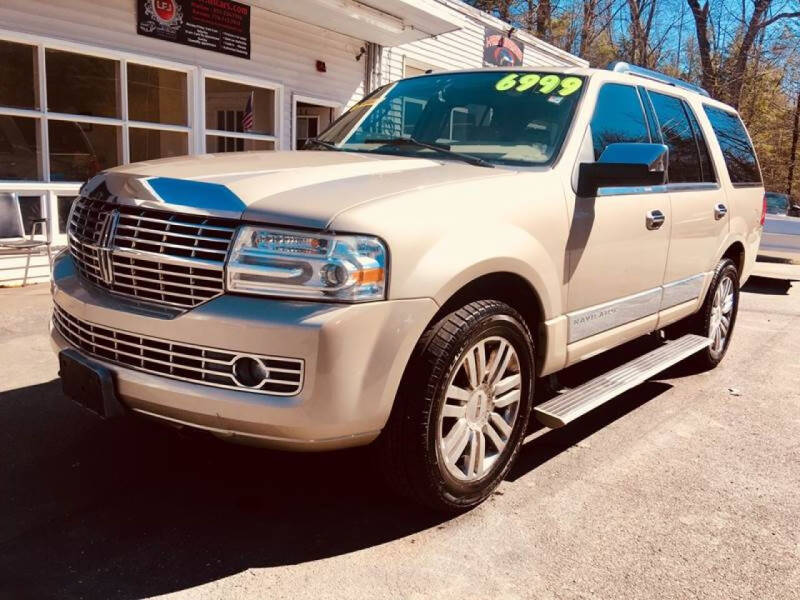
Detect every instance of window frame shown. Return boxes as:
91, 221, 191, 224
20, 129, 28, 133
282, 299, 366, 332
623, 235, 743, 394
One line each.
402, 57, 441, 78
291, 93, 342, 150
201, 68, 281, 152
643, 88, 721, 189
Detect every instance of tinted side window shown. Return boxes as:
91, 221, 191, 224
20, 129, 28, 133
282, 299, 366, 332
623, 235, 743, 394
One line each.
683, 103, 716, 182
649, 92, 701, 183
703, 105, 761, 185
590, 84, 649, 160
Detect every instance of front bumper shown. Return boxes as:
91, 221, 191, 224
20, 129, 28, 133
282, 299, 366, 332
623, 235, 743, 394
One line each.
51, 254, 438, 450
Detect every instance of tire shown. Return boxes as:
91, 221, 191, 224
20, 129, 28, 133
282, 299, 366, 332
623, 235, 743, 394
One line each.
376, 300, 535, 513
686, 258, 740, 370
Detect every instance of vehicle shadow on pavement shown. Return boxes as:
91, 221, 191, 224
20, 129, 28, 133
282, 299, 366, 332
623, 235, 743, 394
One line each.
0, 380, 444, 599
742, 275, 797, 296
0, 336, 692, 600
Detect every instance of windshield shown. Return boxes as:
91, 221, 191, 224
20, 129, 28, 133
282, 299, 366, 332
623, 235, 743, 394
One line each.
316, 71, 586, 167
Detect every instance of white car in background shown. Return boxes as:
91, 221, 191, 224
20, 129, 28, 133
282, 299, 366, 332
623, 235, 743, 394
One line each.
759, 192, 800, 262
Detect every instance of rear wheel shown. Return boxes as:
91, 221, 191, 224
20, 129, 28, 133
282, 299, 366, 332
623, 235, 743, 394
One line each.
687, 258, 740, 369
377, 300, 534, 513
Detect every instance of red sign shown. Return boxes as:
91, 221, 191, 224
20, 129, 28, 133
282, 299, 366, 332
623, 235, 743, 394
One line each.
154, 0, 176, 22
483, 28, 525, 67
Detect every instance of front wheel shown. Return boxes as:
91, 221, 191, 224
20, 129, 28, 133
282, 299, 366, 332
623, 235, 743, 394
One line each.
376, 300, 534, 513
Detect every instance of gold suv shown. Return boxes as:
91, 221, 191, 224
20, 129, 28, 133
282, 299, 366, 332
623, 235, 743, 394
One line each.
52, 63, 765, 511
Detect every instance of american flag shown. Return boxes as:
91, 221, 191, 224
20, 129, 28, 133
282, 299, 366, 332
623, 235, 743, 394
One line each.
242, 91, 254, 132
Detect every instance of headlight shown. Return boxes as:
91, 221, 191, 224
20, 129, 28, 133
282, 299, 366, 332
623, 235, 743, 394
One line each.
226, 226, 387, 302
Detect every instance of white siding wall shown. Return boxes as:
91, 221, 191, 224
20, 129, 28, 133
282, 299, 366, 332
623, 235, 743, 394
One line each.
380, 0, 586, 85
0, 0, 366, 149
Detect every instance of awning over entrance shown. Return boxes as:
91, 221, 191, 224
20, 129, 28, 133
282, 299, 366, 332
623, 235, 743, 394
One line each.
253, 0, 466, 46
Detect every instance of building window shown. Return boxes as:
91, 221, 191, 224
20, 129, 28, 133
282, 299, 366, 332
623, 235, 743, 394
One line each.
48, 120, 121, 183
46, 49, 120, 118
127, 63, 188, 126
0, 115, 42, 180
57, 195, 77, 234
0, 40, 39, 110
18, 195, 44, 235
0, 42, 195, 186
204, 76, 277, 153
0, 33, 284, 249
296, 115, 319, 149
206, 136, 274, 152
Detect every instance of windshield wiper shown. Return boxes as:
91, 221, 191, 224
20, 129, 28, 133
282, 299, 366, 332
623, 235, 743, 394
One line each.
304, 138, 342, 151
363, 137, 495, 168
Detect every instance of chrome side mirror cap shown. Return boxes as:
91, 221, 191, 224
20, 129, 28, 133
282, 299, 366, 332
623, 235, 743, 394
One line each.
577, 143, 668, 197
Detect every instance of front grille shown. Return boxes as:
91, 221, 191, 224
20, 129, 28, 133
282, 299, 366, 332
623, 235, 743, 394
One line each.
53, 304, 304, 396
68, 196, 237, 309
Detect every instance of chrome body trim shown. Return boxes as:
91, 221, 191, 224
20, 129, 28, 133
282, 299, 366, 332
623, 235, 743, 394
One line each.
660, 273, 707, 310
668, 182, 720, 192
568, 272, 709, 343
597, 182, 720, 197
568, 287, 662, 343
597, 184, 667, 197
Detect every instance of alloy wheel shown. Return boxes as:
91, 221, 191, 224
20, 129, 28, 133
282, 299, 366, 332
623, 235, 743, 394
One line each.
436, 335, 522, 482
709, 274, 735, 355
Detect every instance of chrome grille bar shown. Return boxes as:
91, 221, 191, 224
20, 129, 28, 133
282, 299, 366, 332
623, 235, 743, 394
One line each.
67, 196, 238, 309
53, 304, 304, 396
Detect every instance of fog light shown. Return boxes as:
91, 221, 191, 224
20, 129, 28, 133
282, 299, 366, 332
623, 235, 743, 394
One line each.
232, 356, 269, 388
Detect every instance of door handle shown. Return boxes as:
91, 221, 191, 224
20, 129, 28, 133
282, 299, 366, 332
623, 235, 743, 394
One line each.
714, 203, 728, 220
646, 209, 666, 230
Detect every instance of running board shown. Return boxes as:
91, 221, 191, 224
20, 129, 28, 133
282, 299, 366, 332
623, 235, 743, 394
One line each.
534, 334, 711, 428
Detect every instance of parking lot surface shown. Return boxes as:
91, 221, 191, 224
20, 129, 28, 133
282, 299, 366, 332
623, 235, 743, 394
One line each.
1, 261, 799, 600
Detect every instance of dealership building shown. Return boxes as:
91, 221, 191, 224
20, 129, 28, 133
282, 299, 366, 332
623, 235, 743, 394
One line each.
0, 0, 585, 284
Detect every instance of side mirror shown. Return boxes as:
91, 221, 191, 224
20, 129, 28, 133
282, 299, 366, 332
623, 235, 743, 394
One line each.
577, 143, 668, 197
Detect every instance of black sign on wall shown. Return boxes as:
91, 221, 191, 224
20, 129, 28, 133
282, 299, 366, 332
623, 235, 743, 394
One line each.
137, 0, 251, 59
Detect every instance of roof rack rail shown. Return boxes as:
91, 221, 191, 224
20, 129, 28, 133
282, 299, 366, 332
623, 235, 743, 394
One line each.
609, 62, 710, 97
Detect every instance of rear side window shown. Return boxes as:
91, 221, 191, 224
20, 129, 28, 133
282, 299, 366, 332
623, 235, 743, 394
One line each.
590, 84, 650, 160
684, 104, 716, 182
703, 105, 761, 185
649, 92, 704, 183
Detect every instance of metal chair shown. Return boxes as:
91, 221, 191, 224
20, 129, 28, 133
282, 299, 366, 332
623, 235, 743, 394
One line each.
0, 193, 53, 286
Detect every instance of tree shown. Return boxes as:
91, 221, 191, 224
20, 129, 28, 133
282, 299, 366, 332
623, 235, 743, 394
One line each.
788, 87, 800, 197
686, 0, 800, 107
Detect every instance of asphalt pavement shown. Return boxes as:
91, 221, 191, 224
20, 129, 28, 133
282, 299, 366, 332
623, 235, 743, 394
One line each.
1, 260, 798, 600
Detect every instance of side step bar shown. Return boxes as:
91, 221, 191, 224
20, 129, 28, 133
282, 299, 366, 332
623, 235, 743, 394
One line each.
534, 334, 710, 428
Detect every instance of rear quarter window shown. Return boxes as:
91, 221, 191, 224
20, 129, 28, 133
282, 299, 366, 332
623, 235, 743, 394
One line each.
702, 105, 761, 186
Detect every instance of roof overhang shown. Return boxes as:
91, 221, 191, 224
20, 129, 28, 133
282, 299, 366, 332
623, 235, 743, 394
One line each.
252, 0, 466, 46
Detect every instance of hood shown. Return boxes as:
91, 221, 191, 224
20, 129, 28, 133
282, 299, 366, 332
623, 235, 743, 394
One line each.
97, 151, 512, 229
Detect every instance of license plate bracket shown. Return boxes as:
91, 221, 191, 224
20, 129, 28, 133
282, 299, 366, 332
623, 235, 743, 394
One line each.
59, 349, 125, 419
